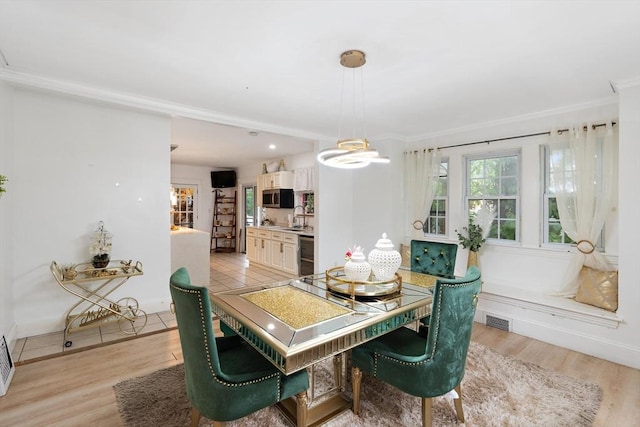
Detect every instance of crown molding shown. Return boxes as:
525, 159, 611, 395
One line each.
0, 67, 325, 142
611, 76, 640, 91
406, 96, 619, 143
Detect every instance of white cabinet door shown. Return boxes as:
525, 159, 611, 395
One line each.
246, 228, 258, 262
260, 171, 294, 190
270, 240, 284, 269
281, 233, 299, 275
282, 242, 298, 275
246, 236, 257, 262
258, 237, 271, 265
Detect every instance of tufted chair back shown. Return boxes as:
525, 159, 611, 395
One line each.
411, 239, 458, 278
170, 267, 308, 426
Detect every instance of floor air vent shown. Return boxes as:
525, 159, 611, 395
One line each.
485, 314, 510, 332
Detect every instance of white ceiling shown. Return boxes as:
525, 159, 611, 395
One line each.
1, 1, 639, 168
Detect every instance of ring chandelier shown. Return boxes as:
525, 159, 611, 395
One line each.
317, 50, 390, 169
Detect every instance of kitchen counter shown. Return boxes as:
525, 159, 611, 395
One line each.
254, 225, 314, 237
171, 227, 210, 286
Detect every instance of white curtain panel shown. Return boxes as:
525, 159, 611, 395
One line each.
550, 122, 618, 296
403, 149, 441, 239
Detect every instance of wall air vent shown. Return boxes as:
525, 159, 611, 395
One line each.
0, 334, 15, 396
485, 314, 511, 332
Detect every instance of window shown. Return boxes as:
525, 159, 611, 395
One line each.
543, 146, 574, 245
466, 153, 519, 241
424, 159, 448, 236
543, 145, 603, 248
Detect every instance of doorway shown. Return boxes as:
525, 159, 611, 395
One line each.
242, 184, 257, 253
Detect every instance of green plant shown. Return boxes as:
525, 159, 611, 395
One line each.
456, 220, 486, 252
0, 174, 7, 197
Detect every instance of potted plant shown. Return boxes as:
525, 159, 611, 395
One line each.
90, 221, 112, 268
456, 204, 496, 266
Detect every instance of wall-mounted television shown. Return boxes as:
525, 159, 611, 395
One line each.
210, 170, 237, 188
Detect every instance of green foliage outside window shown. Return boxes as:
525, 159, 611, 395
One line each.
0, 174, 7, 198
467, 155, 518, 242
547, 197, 574, 244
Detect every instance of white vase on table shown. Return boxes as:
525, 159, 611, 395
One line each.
344, 249, 371, 282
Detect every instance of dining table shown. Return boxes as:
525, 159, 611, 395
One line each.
210, 268, 437, 426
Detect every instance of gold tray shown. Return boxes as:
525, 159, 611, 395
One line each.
324, 267, 402, 298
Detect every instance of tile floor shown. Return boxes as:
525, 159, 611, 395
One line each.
12, 252, 295, 364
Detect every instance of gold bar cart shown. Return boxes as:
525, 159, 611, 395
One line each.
50, 259, 147, 347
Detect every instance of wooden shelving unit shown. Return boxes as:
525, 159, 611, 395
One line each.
211, 190, 237, 252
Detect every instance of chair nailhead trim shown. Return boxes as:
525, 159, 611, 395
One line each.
371, 277, 480, 376
170, 282, 282, 400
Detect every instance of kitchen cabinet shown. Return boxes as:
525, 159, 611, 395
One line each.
281, 233, 299, 275
246, 228, 257, 261
269, 236, 284, 270
256, 229, 272, 265
262, 171, 294, 190
246, 227, 299, 275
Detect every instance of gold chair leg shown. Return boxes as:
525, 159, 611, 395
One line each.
333, 353, 344, 391
351, 367, 363, 415
190, 407, 201, 427
295, 390, 308, 427
211, 422, 224, 427
422, 397, 433, 427
453, 383, 465, 423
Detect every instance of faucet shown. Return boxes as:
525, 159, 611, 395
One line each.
293, 205, 307, 229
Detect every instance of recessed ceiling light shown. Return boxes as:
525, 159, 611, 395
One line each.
269, 144, 276, 150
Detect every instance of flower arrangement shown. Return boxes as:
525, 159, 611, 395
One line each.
0, 174, 7, 198
456, 204, 496, 253
345, 245, 365, 261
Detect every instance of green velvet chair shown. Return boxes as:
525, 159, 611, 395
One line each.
169, 267, 309, 427
410, 239, 460, 335
351, 266, 481, 427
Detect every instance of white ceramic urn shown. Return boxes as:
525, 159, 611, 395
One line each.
344, 248, 372, 282
368, 233, 402, 281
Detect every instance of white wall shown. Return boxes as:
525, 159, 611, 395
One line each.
615, 82, 640, 368
0, 81, 15, 341
4, 87, 172, 338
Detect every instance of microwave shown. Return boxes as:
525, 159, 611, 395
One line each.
262, 189, 294, 209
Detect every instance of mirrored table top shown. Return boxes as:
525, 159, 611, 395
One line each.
211, 270, 436, 373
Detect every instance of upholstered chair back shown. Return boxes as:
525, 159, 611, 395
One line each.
352, 266, 481, 398
410, 240, 458, 278
169, 267, 309, 424
422, 265, 481, 396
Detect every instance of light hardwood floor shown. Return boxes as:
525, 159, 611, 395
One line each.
1, 323, 637, 427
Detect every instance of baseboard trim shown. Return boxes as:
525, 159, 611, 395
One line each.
15, 327, 178, 366
475, 307, 639, 369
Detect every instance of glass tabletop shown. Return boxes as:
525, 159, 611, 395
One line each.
211, 271, 434, 349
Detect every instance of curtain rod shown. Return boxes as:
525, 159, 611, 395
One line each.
408, 121, 617, 153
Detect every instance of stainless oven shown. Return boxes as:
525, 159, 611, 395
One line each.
299, 236, 314, 276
